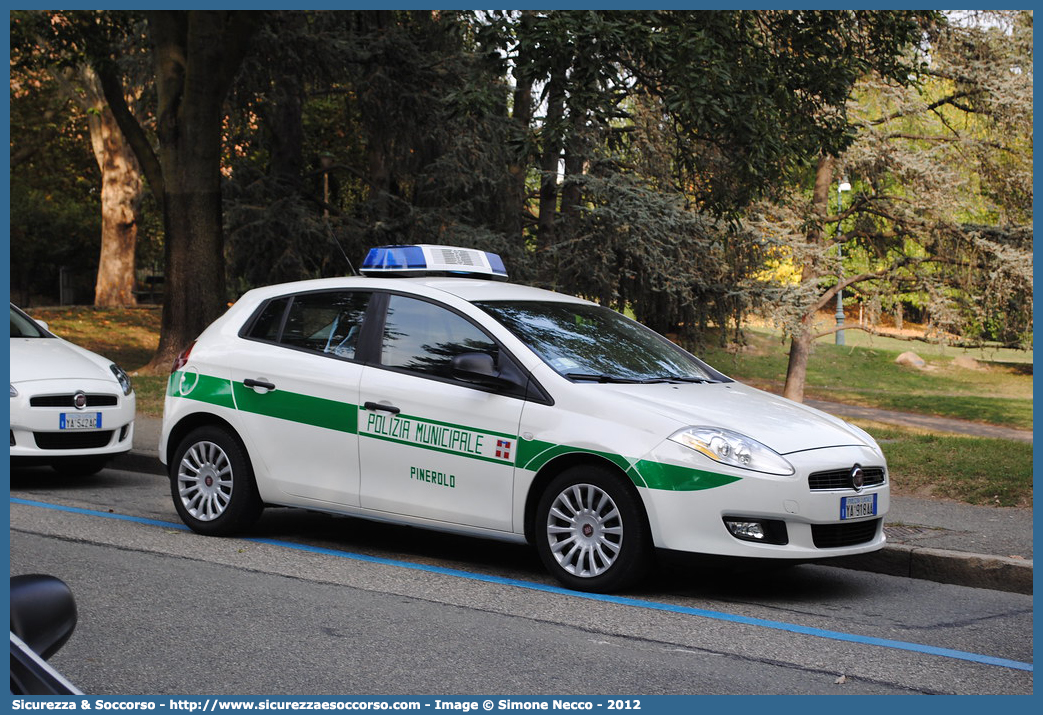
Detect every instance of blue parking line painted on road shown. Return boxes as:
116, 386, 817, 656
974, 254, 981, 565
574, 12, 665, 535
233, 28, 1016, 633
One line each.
12, 497, 1033, 673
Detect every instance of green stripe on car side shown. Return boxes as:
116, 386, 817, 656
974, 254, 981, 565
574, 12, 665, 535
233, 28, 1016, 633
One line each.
516, 439, 635, 480
361, 430, 511, 467
516, 439, 740, 492
232, 382, 358, 433
167, 371, 236, 409
169, 371, 740, 492
632, 460, 742, 491
386, 412, 516, 442
169, 370, 356, 433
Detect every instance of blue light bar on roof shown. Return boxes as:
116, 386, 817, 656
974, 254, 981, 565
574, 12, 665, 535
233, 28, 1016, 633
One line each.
360, 245, 508, 281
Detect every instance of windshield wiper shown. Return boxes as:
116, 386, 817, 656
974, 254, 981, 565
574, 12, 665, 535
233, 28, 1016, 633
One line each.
564, 372, 645, 384
564, 372, 714, 385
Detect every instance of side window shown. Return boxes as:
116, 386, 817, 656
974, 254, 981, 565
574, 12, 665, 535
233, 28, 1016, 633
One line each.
247, 291, 370, 360
381, 295, 498, 378
247, 298, 290, 342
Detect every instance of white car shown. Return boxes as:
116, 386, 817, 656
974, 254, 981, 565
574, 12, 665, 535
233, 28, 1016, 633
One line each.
160, 245, 888, 592
10, 303, 136, 475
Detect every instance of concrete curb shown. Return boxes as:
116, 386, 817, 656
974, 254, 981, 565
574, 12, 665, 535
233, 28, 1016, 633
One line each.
114, 450, 165, 477
114, 449, 1032, 596
835, 545, 1032, 595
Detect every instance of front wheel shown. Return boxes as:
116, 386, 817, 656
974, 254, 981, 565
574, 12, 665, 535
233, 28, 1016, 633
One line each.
535, 465, 651, 593
170, 425, 262, 536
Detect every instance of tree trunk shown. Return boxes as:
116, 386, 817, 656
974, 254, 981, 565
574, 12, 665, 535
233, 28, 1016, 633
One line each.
266, 71, 304, 186
159, 183, 226, 368
782, 317, 814, 402
85, 71, 143, 308
561, 127, 586, 227
537, 65, 566, 260
782, 153, 835, 402
508, 11, 534, 245
143, 11, 260, 372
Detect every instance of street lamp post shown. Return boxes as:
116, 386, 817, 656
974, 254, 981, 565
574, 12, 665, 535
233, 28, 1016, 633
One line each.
320, 152, 335, 219
835, 178, 851, 345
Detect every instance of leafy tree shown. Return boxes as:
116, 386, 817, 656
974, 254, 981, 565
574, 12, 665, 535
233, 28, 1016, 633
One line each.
222, 11, 523, 291
751, 11, 1033, 401
222, 11, 366, 291
217, 9, 943, 350
84, 10, 262, 369
486, 11, 935, 339
17, 8, 1012, 392
343, 12, 521, 256
11, 11, 148, 307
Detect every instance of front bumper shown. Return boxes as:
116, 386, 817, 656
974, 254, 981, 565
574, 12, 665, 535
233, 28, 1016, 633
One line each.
639, 443, 889, 559
10, 379, 135, 461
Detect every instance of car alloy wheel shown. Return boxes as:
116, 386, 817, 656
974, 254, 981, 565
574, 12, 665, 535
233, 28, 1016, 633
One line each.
536, 465, 649, 593
170, 426, 262, 536
547, 483, 623, 578
177, 440, 234, 522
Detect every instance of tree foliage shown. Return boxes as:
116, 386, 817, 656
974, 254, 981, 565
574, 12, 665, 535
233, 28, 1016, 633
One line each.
750, 11, 1033, 400
9, 10, 1030, 382
10, 11, 151, 307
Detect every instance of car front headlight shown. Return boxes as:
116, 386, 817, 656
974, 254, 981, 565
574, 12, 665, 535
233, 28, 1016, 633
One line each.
669, 426, 795, 476
110, 364, 133, 396
10, 384, 17, 398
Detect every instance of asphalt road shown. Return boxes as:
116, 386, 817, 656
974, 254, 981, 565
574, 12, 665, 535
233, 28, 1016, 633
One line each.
8, 465, 1034, 696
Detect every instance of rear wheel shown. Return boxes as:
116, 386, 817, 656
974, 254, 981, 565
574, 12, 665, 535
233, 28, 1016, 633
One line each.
170, 425, 262, 535
535, 465, 650, 593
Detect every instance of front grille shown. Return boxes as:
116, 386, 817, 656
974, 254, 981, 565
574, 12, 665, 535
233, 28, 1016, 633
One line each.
34, 431, 114, 450
30, 394, 119, 408
812, 518, 881, 548
809, 466, 886, 491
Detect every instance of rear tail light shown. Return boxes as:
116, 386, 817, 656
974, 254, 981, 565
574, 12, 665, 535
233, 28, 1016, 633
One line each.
171, 343, 195, 373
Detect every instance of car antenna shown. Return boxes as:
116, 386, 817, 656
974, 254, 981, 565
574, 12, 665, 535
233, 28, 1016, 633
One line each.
324, 223, 358, 276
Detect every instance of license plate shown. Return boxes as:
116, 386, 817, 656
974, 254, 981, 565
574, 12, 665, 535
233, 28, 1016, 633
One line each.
60, 412, 102, 430
840, 493, 877, 520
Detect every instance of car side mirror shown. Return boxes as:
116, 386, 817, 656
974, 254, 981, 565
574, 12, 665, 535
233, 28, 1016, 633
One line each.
451, 352, 516, 389
10, 574, 77, 660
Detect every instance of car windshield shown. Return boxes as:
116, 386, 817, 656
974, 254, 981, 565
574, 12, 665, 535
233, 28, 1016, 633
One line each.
10, 306, 50, 339
475, 300, 726, 384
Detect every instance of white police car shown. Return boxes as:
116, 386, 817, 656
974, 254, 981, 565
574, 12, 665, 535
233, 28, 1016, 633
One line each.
160, 245, 888, 592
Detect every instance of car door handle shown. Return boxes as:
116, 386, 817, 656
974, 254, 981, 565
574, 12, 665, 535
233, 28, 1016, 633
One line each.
364, 401, 400, 414
244, 378, 276, 391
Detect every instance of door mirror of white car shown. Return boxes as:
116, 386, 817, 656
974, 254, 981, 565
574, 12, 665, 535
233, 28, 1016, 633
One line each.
451, 352, 517, 389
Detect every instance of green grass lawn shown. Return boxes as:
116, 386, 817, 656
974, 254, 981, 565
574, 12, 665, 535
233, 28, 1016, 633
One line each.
698, 328, 1033, 431
21, 305, 1033, 507
29, 305, 162, 371
853, 421, 1032, 508
813, 321, 1033, 363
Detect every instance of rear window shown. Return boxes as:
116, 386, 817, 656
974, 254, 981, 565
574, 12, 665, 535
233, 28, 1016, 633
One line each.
244, 291, 371, 360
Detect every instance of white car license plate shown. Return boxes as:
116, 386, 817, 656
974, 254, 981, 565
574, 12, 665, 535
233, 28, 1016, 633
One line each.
60, 412, 102, 430
840, 493, 877, 520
